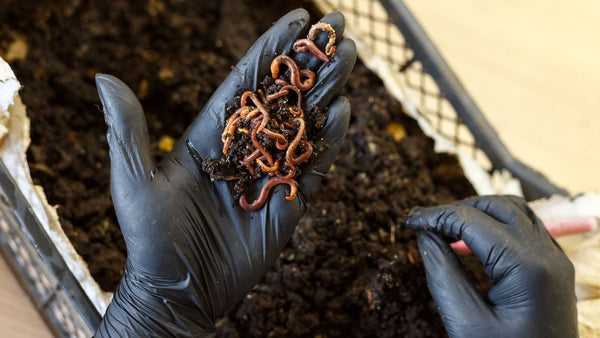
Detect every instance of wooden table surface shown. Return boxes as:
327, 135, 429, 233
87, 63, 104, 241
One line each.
405, 0, 600, 194
1, 1, 599, 336
0, 255, 53, 337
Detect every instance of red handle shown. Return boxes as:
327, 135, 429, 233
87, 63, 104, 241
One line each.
450, 216, 599, 255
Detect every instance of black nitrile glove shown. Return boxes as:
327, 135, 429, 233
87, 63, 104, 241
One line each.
404, 195, 578, 338
94, 9, 356, 337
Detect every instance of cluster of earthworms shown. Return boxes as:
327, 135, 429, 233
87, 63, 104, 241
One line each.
221, 22, 336, 211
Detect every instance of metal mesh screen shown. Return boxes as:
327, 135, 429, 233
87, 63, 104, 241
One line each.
315, 0, 495, 173
0, 208, 91, 338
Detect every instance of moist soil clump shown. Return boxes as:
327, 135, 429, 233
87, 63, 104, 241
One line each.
1, 0, 482, 336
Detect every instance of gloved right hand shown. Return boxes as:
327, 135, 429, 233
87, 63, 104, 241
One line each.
94, 9, 356, 337
404, 195, 578, 338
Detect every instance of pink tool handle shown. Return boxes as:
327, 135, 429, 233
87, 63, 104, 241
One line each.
450, 216, 599, 255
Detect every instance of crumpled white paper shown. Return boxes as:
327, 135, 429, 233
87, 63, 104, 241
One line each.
0, 56, 110, 315
530, 193, 600, 336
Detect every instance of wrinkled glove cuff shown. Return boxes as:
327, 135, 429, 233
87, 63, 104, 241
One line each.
95, 266, 214, 337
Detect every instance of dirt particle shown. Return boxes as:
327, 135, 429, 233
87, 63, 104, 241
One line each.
147, 0, 165, 16
386, 122, 406, 142
2, 35, 27, 62
138, 79, 149, 99
158, 135, 175, 153
158, 67, 174, 82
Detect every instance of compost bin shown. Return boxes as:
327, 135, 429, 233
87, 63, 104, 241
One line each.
1, 0, 598, 336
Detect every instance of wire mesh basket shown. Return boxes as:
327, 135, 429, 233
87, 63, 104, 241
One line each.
0, 0, 568, 336
0, 161, 97, 338
314, 0, 567, 200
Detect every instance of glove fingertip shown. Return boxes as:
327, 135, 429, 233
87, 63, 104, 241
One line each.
286, 8, 310, 23
331, 38, 357, 71
312, 96, 350, 166
325, 96, 351, 136
417, 231, 454, 265
417, 231, 465, 295
417, 231, 489, 315
404, 206, 432, 230
95, 73, 142, 124
298, 96, 350, 199
96, 73, 133, 102
271, 8, 310, 40
95, 73, 155, 185
304, 38, 356, 109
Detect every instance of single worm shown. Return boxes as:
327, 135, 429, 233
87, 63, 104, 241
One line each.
256, 158, 280, 173
241, 148, 261, 177
293, 38, 330, 62
307, 22, 336, 56
289, 106, 303, 119
275, 78, 289, 86
221, 115, 241, 154
289, 141, 313, 165
243, 148, 261, 165
249, 93, 270, 133
266, 87, 289, 102
280, 120, 295, 129
280, 165, 297, 180
267, 84, 303, 114
285, 118, 306, 163
239, 176, 298, 211
222, 108, 244, 143
270, 55, 313, 91
261, 128, 288, 150
240, 91, 254, 107
250, 117, 274, 165
241, 107, 260, 120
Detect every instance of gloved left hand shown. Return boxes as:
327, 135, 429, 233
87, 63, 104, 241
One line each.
94, 9, 356, 337
404, 195, 577, 338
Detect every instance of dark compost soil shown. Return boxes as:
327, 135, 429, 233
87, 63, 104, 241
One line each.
1, 0, 483, 336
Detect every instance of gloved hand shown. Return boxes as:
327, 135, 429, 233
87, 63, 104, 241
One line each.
404, 195, 578, 338
94, 9, 356, 337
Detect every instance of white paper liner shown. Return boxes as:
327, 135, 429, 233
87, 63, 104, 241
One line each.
0, 56, 111, 315
529, 193, 600, 337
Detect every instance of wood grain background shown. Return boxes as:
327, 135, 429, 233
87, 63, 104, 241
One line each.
406, 0, 600, 194
1, 1, 598, 335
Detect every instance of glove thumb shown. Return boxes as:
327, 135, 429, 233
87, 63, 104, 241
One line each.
95, 74, 155, 196
417, 231, 493, 336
